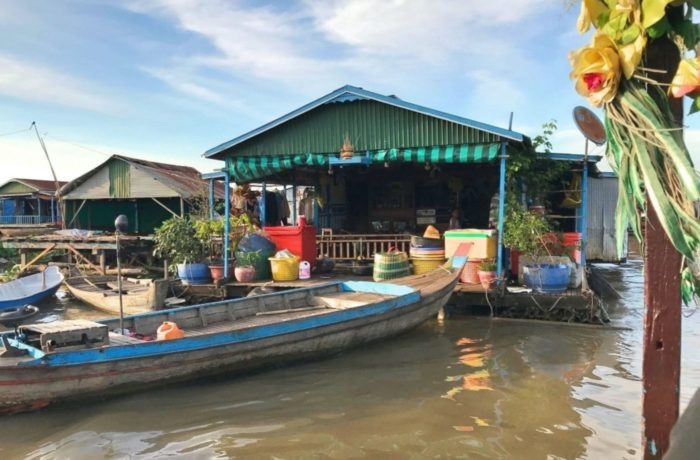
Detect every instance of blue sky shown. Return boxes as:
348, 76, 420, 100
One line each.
1, 0, 696, 186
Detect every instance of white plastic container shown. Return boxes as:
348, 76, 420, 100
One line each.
299, 260, 311, 279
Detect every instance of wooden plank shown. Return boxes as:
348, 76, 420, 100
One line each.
65, 244, 102, 273
19, 244, 57, 271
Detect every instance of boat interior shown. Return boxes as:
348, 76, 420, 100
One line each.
3, 281, 419, 354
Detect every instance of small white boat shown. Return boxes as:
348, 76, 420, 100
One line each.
0, 266, 64, 311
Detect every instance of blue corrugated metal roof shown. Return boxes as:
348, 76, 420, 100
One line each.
204, 85, 526, 159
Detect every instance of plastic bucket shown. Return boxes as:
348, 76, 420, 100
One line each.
562, 232, 582, 263
459, 259, 482, 284
269, 257, 300, 281
299, 260, 311, 279
157, 321, 185, 340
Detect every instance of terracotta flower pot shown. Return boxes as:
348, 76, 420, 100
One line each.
209, 263, 234, 282
477, 270, 497, 289
234, 265, 256, 283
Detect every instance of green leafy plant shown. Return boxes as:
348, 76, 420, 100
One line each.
153, 217, 206, 267
502, 204, 553, 259
194, 214, 255, 261
505, 120, 571, 208
0, 264, 22, 282
478, 260, 497, 272
235, 250, 262, 268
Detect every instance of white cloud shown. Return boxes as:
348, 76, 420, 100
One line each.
0, 54, 122, 114
123, 0, 556, 103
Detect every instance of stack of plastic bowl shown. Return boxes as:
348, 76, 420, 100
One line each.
409, 235, 445, 275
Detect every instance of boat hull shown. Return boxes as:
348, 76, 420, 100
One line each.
0, 266, 460, 414
0, 266, 64, 310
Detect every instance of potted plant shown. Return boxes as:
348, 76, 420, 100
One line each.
477, 260, 497, 289
234, 250, 261, 283
503, 205, 570, 294
195, 214, 254, 281
153, 216, 209, 285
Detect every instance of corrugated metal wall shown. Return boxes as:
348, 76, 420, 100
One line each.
64, 198, 185, 234
130, 166, 178, 198
108, 160, 131, 198
63, 167, 111, 199
229, 100, 502, 156
586, 176, 625, 262
0, 181, 34, 195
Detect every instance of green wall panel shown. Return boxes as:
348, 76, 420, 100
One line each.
229, 100, 500, 157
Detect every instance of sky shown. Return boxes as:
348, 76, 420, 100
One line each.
1, 0, 699, 186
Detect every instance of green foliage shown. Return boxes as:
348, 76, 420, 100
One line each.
502, 204, 552, 257
478, 260, 497, 272
506, 120, 570, 207
0, 264, 21, 282
194, 214, 255, 259
235, 249, 262, 267
153, 216, 206, 264
0, 242, 19, 261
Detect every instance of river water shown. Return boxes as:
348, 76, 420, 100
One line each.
0, 260, 699, 459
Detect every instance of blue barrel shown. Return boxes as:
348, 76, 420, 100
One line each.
177, 262, 211, 285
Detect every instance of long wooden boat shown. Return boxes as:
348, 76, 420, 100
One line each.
64, 276, 169, 315
0, 248, 469, 414
0, 266, 64, 311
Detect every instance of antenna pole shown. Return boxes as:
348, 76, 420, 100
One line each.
31, 122, 65, 229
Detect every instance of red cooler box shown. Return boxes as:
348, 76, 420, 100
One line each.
263, 225, 317, 268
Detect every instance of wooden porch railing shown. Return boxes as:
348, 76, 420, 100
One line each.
317, 232, 411, 260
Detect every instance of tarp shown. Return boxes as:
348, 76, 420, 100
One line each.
226, 143, 501, 183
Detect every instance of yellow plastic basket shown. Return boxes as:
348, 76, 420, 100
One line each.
269, 257, 300, 281
411, 258, 444, 275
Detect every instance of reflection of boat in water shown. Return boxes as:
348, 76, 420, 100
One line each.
0, 266, 64, 310
64, 276, 169, 315
0, 252, 468, 414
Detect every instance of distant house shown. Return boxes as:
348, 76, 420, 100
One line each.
0, 178, 66, 226
60, 155, 225, 234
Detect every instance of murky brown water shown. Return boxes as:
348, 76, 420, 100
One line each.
0, 260, 698, 459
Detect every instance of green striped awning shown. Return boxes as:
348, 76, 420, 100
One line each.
226, 143, 500, 183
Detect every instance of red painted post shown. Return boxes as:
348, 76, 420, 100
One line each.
642, 17, 683, 459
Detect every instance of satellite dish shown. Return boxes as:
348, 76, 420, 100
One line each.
573, 106, 607, 145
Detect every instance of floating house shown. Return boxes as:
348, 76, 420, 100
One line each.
0, 178, 66, 235
203, 85, 607, 272
60, 155, 225, 234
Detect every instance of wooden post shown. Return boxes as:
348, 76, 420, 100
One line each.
643, 19, 683, 460
99, 250, 107, 275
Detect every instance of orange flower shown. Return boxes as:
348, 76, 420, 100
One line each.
670, 58, 700, 99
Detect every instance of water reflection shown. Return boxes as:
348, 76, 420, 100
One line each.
0, 262, 698, 458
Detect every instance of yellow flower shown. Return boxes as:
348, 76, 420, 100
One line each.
577, 0, 610, 33
617, 30, 646, 79
670, 58, 700, 98
570, 33, 622, 106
